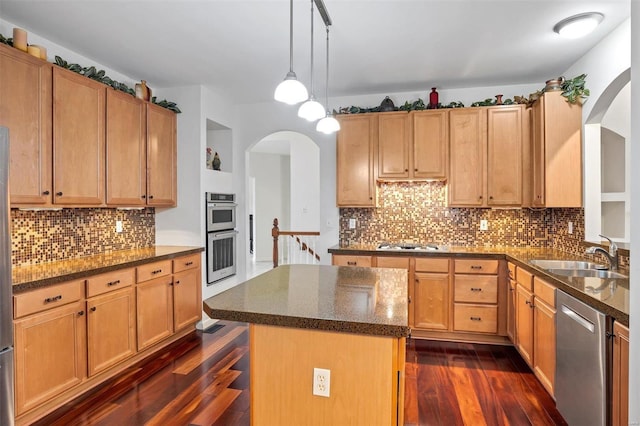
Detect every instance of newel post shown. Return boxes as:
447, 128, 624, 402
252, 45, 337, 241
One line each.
272, 218, 279, 268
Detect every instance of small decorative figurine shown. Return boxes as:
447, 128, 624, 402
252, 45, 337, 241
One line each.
212, 152, 221, 171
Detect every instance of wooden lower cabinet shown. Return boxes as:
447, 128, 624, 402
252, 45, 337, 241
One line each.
612, 321, 629, 426
532, 296, 555, 395
414, 272, 450, 330
87, 287, 136, 376
136, 275, 174, 351
173, 267, 202, 331
13, 301, 87, 416
515, 284, 534, 365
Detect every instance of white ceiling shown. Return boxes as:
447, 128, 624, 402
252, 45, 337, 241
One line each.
0, 0, 630, 105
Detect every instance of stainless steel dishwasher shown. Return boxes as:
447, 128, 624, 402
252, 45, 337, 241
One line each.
556, 290, 610, 426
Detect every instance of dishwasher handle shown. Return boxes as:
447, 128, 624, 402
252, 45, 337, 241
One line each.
561, 304, 595, 333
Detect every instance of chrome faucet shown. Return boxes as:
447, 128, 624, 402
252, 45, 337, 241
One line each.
585, 234, 618, 271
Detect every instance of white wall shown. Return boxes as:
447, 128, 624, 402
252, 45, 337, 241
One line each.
288, 133, 320, 232
628, 3, 639, 422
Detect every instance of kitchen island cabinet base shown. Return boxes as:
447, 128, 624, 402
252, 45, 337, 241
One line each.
250, 323, 405, 426
410, 329, 511, 345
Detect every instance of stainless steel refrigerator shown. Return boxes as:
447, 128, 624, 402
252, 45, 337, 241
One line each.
0, 127, 14, 425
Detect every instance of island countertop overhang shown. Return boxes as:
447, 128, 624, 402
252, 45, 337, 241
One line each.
203, 264, 409, 338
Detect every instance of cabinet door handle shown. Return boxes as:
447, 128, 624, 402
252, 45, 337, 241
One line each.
408, 296, 411, 303
175, 280, 180, 285
149, 195, 154, 199
489, 196, 493, 200
414, 168, 418, 172
404, 168, 409, 172
141, 195, 146, 199
78, 311, 84, 316
56, 191, 63, 196
42, 190, 50, 195
478, 195, 483, 200
90, 306, 97, 312
470, 316, 482, 321
44, 295, 62, 303
107, 280, 120, 287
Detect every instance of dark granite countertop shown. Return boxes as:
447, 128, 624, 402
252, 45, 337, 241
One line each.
203, 264, 409, 338
329, 244, 630, 326
12, 246, 204, 293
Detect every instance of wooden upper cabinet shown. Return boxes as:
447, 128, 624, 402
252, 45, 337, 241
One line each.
336, 114, 376, 207
448, 108, 486, 206
53, 67, 105, 205
146, 103, 177, 207
106, 89, 146, 206
531, 91, 582, 207
0, 44, 53, 205
487, 106, 523, 206
378, 112, 410, 179
413, 110, 448, 179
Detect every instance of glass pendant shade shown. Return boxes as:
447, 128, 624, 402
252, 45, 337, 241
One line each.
274, 71, 308, 105
316, 114, 340, 134
298, 97, 325, 121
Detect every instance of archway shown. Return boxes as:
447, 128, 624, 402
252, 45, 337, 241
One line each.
246, 131, 321, 274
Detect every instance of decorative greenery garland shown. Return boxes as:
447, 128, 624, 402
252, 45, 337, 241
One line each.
0, 33, 180, 113
336, 74, 589, 114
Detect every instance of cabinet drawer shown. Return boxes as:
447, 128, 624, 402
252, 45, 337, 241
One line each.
455, 259, 498, 274
332, 255, 372, 267
507, 262, 516, 280
14, 280, 84, 318
173, 253, 201, 273
534, 277, 556, 307
86, 268, 135, 298
375, 256, 410, 270
454, 304, 498, 333
136, 260, 172, 283
415, 257, 450, 273
454, 275, 498, 304
516, 267, 534, 291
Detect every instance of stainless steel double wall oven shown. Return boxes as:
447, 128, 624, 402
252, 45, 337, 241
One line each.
205, 193, 237, 284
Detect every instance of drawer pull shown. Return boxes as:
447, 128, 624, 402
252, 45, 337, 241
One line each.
151, 269, 163, 275
470, 265, 483, 270
107, 280, 121, 287
470, 287, 482, 292
347, 261, 357, 266
185, 261, 194, 266
470, 316, 482, 321
44, 295, 62, 304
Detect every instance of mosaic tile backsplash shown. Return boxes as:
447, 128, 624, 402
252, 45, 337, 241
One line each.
339, 182, 629, 268
11, 208, 155, 266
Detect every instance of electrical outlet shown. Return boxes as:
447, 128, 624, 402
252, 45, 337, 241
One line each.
568, 221, 574, 234
116, 220, 123, 233
480, 219, 488, 231
348, 218, 356, 229
313, 368, 331, 397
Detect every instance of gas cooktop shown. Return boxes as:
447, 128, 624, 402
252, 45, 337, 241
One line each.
376, 242, 442, 251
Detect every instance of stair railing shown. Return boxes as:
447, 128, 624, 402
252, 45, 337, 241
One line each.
272, 218, 321, 267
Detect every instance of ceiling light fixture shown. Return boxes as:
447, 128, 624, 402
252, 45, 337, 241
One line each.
316, 25, 340, 134
274, 0, 308, 104
553, 12, 604, 39
298, 0, 325, 121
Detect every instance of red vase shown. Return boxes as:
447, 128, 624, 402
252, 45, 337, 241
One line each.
429, 88, 439, 109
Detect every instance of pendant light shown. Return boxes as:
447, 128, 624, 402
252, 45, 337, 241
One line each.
316, 25, 340, 134
298, 0, 325, 121
274, 0, 308, 104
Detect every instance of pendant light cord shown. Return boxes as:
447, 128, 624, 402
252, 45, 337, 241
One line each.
309, 0, 315, 96
324, 26, 330, 109
289, 0, 294, 72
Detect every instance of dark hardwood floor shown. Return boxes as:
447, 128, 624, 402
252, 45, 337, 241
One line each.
36, 322, 566, 426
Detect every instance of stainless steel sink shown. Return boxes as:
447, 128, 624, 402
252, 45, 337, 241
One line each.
546, 268, 628, 279
529, 259, 606, 270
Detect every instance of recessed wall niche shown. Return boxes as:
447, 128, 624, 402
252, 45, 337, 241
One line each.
206, 118, 233, 173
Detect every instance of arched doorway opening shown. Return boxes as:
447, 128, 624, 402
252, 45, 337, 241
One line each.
246, 131, 320, 276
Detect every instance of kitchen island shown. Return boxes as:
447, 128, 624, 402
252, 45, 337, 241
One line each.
203, 264, 409, 426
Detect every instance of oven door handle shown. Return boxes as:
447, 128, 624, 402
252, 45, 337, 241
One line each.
210, 230, 238, 238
